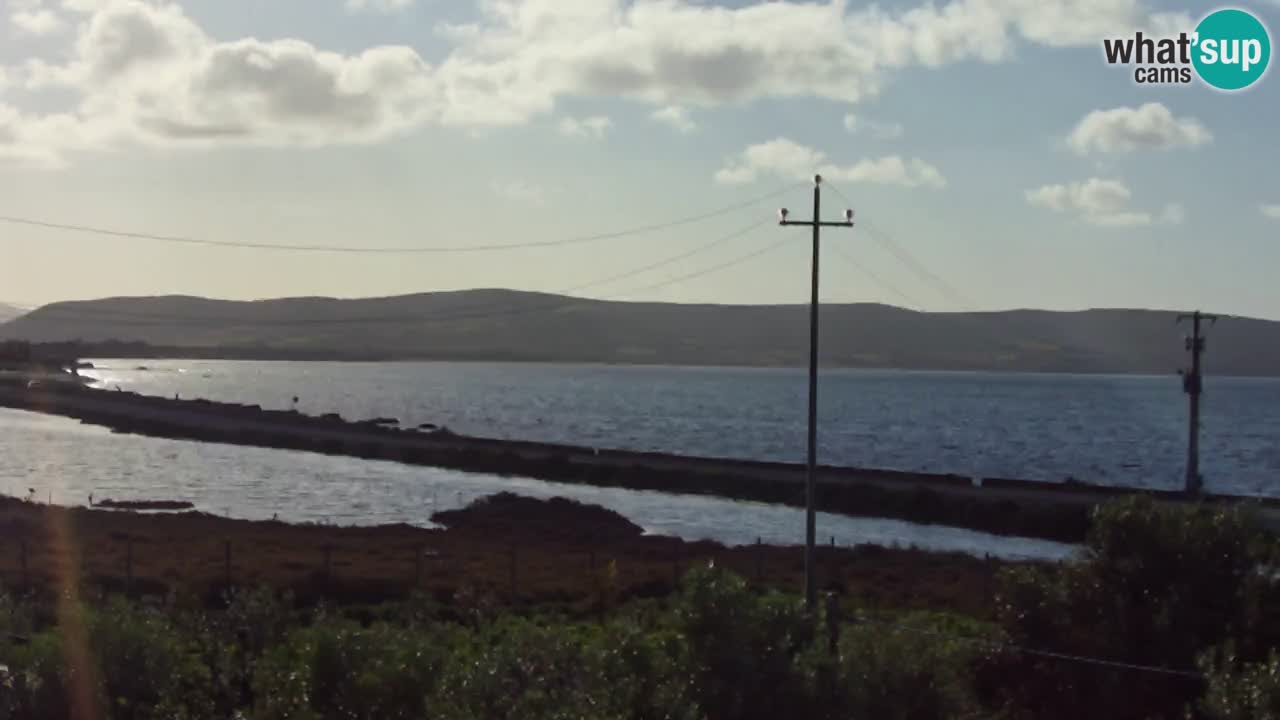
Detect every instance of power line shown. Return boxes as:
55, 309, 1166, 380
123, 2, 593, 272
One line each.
561, 218, 768, 295
822, 181, 976, 309
610, 227, 783, 298
0, 184, 799, 255
854, 613, 1203, 680
16, 221, 776, 328
829, 243, 922, 311
860, 221, 977, 309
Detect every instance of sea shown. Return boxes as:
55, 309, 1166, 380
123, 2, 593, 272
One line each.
3, 360, 1277, 560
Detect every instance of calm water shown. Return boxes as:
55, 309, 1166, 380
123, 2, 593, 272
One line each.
82, 360, 1280, 496
0, 408, 1071, 561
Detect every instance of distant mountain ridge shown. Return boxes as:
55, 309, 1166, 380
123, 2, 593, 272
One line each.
0, 303, 26, 324
2, 290, 1277, 375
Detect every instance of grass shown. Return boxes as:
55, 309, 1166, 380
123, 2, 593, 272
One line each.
0, 495, 1010, 617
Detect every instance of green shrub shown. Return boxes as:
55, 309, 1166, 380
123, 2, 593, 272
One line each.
987, 497, 1274, 719
670, 564, 815, 720
253, 619, 451, 720
0, 632, 70, 720
0, 598, 213, 720
435, 616, 696, 720
824, 619, 979, 720
1201, 650, 1280, 719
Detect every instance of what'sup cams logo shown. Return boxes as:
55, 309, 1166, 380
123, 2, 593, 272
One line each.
1103, 7, 1272, 90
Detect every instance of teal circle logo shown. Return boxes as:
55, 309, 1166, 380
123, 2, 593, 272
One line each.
1192, 8, 1271, 91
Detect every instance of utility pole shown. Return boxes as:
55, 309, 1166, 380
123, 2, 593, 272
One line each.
779, 174, 854, 610
1177, 310, 1218, 496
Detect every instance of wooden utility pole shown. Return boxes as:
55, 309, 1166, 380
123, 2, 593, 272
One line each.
1177, 310, 1218, 496
779, 175, 854, 610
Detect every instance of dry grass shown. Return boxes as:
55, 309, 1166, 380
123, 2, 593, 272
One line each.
0, 496, 1008, 617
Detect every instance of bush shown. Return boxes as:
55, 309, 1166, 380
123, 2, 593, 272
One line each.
671, 564, 815, 720
0, 598, 214, 720
435, 616, 696, 720
177, 586, 298, 714
825, 619, 979, 720
0, 632, 69, 720
986, 497, 1275, 719
1201, 650, 1280, 719
253, 620, 451, 720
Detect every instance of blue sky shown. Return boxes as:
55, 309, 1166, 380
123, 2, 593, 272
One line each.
0, 0, 1277, 319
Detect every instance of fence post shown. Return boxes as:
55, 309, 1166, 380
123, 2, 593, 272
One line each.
825, 592, 840, 655
125, 536, 134, 597
508, 545, 518, 600
220, 538, 230, 589
415, 544, 424, 588
755, 537, 763, 583
984, 553, 993, 599
670, 550, 679, 588
322, 544, 333, 593
19, 538, 29, 590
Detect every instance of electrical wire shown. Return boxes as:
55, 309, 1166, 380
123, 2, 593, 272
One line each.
823, 181, 976, 309
16, 220, 776, 328
852, 613, 1204, 680
829, 243, 922, 311
0, 184, 799, 255
609, 229, 786, 298
561, 218, 768, 296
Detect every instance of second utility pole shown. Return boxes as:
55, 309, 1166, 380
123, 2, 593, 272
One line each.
1177, 310, 1218, 496
780, 174, 854, 610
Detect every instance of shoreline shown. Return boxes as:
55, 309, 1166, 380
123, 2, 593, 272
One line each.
11, 340, 1280, 377
80, 351, 1280, 378
0, 493, 1012, 617
0, 378, 1268, 544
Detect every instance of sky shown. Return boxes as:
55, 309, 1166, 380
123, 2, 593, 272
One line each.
0, 0, 1277, 318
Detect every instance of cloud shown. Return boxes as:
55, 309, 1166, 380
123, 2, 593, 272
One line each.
1067, 103, 1212, 155
491, 179, 550, 205
11, 8, 66, 36
651, 105, 696, 133
716, 138, 945, 189
558, 114, 611, 139
0, 0, 1192, 166
1025, 177, 1183, 226
1262, 204, 1280, 220
345, 0, 414, 12
8, 0, 438, 157
842, 113, 904, 139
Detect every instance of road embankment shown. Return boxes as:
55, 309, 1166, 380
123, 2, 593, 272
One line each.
0, 379, 1253, 543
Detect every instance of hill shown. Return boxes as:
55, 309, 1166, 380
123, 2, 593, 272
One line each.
1, 290, 1277, 375
0, 303, 26, 324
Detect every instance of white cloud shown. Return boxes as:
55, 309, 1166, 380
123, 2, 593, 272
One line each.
716, 138, 945, 189
1025, 177, 1183, 227
0, 0, 1193, 166
842, 113, 904, 139
1067, 103, 1212, 155
11, 8, 66, 35
345, 0, 414, 12
8, 0, 438, 156
651, 105, 696, 133
1262, 204, 1280, 220
491, 179, 550, 205
558, 114, 611, 139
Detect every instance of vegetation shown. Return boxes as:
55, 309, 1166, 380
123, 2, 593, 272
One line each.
2, 497, 1278, 719
7, 292, 1280, 375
